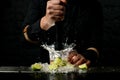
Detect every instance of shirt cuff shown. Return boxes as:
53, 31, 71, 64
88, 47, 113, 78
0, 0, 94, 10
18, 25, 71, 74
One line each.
27, 19, 46, 41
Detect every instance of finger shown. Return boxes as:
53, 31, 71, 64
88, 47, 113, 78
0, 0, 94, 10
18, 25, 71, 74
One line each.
48, 4, 65, 10
74, 58, 86, 66
61, 0, 67, 4
53, 5, 65, 10
49, 0, 67, 5
71, 53, 82, 64
52, 16, 64, 21
49, 0, 61, 5
53, 10, 64, 16
68, 52, 77, 62
71, 55, 80, 64
47, 2, 65, 15
68, 55, 74, 62
86, 60, 91, 67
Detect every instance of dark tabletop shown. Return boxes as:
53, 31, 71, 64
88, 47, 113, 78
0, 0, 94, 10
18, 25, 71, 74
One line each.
0, 66, 120, 80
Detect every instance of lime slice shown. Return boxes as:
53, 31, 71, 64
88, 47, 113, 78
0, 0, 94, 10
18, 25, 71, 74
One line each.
48, 63, 59, 70
78, 63, 88, 70
31, 63, 42, 71
54, 57, 62, 64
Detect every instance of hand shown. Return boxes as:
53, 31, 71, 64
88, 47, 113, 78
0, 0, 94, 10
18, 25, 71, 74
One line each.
46, 0, 66, 21
40, 0, 66, 30
67, 50, 91, 67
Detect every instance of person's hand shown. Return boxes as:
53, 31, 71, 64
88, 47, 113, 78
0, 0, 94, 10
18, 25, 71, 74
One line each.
46, 0, 66, 22
67, 50, 91, 67
40, 0, 67, 30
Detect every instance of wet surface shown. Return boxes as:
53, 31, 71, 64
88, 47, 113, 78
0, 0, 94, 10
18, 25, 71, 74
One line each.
0, 66, 120, 80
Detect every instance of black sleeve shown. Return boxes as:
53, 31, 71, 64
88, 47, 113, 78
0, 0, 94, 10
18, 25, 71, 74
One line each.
87, 0, 103, 52
75, 0, 104, 66
21, 0, 47, 44
85, 0, 103, 66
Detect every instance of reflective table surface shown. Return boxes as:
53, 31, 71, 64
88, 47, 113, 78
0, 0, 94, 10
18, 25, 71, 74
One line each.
0, 66, 120, 80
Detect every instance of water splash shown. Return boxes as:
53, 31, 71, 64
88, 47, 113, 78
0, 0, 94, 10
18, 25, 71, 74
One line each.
41, 43, 76, 61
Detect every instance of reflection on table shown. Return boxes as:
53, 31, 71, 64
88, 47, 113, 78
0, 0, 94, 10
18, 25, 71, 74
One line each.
0, 66, 120, 80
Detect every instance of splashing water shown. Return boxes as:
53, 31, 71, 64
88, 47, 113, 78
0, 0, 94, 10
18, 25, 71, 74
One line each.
41, 43, 76, 61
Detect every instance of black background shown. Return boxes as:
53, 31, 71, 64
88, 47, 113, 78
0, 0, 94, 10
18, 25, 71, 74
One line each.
1, 0, 120, 66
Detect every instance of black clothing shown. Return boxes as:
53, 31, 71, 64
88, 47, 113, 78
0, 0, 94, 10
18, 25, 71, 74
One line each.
21, 0, 103, 64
